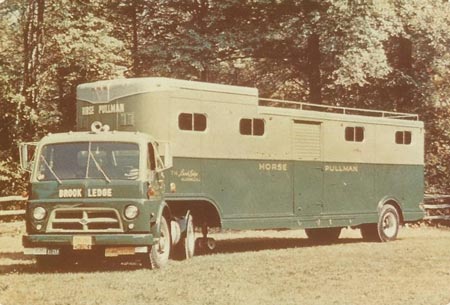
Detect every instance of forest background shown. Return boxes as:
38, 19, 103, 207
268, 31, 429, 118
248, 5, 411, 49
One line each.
1, 0, 450, 196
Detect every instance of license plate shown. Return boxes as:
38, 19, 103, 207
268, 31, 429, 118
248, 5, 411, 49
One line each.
24, 248, 60, 256
72, 235, 93, 250
105, 247, 135, 257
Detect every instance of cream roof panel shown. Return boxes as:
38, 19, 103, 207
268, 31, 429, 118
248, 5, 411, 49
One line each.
77, 77, 258, 104
38, 131, 155, 145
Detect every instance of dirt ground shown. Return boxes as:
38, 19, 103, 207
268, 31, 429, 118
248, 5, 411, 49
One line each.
1, 221, 450, 305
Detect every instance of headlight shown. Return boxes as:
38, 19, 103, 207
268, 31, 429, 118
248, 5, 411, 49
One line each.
124, 205, 139, 220
33, 207, 47, 221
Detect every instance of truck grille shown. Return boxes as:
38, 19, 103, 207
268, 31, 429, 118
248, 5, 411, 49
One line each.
46, 208, 124, 233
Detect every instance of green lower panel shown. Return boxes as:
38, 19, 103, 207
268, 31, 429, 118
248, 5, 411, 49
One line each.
375, 164, 424, 220
167, 158, 424, 229
322, 163, 375, 215
169, 158, 294, 218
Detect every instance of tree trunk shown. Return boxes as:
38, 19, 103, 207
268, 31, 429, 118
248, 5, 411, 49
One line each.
306, 32, 322, 104
131, 2, 140, 77
194, 0, 209, 81
22, 0, 45, 138
395, 36, 413, 110
398, 36, 412, 72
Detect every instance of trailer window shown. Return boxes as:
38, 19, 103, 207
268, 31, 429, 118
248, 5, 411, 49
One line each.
345, 126, 364, 142
240, 118, 265, 136
119, 113, 135, 126
178, 113, 207, 131
395, 131, 412, 145
79, 117, 89, 130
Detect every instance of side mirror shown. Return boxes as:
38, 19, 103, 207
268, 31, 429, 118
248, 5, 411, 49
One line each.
19, 142, 37, 172
155, 141, 173, 172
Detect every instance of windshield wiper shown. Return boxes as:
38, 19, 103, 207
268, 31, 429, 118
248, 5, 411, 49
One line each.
86, 143, 111, 183
40, 155, 62, 184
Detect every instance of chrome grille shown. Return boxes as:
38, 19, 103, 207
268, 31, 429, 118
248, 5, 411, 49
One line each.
47, 208, 124, 233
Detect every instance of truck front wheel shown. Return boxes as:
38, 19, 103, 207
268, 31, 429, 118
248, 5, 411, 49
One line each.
143, 216, 171, 269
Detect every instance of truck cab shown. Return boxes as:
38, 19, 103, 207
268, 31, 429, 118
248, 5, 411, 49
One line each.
20, 124, 192, 268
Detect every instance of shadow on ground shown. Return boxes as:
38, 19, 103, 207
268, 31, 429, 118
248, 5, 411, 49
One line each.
206, 236, 364, 255
0, 236, 369, 275
0, 253, 143, 275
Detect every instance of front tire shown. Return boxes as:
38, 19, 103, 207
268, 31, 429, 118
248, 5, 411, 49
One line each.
143, 216, 171, 269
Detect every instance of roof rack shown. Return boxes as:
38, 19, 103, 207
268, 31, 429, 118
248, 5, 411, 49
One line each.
258, 98, 419, 121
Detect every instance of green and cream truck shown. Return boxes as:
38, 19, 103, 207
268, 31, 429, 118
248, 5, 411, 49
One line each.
20, 77, 425, 268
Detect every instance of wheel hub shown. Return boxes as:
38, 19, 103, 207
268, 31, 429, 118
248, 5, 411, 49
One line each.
382, 213, 397, 237
158, 235, 166, 254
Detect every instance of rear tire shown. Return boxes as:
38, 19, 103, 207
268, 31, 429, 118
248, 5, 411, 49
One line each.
173, 214, 195, 260
361, 204, 400, 242
305, 227, 342, 244
377, 204, 400, 242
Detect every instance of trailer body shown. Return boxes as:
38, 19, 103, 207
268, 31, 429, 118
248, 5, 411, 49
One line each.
76, 78, 424, 230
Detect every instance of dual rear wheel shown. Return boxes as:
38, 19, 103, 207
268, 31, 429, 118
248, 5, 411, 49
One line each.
361, 204, 400, 242
173, 214, 196, 260
143, 214, 196, 269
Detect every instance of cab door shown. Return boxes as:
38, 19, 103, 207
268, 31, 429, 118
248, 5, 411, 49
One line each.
147, 143, 163, 196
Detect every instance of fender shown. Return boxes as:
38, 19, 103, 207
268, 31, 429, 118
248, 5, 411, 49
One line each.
165, 194, 223, 226
376, 196, 404, 222
151, 200, 172, 238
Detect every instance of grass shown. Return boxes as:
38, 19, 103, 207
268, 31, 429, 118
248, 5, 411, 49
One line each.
1, 222, 450, 305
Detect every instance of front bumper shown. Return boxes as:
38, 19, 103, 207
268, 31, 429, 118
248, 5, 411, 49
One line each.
23, 233, 155, 248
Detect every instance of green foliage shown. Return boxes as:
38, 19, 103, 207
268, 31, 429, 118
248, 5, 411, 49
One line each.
37, 0, 126, 132
0, 0, 125, 195
421, 107, 450, 194
326, 1, 401, 88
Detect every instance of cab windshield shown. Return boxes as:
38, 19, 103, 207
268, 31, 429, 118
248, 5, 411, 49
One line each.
36, 142, 140, 182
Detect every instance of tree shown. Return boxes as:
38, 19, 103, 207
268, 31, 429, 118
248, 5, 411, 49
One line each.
2, 0, 450, 195
0, 0, 126, 195
42, 0, 125, 131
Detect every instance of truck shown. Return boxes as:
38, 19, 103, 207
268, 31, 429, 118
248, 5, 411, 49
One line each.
20, 77, 425, 268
